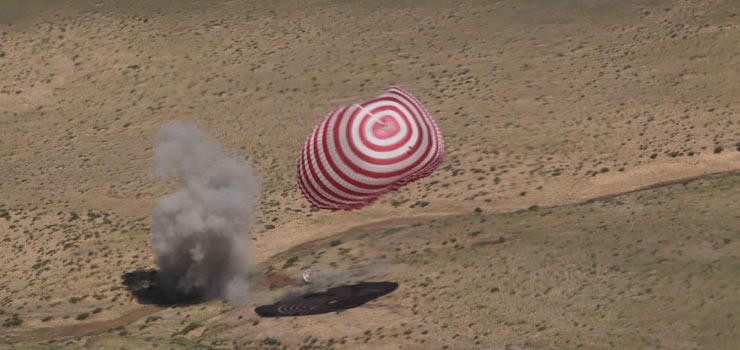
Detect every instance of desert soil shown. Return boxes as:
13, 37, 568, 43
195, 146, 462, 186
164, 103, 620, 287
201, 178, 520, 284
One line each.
1, 0, 739, 349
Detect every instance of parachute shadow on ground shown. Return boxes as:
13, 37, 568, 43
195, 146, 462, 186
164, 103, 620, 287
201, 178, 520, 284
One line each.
121, 269, 203, 306
255, 281, 399, 317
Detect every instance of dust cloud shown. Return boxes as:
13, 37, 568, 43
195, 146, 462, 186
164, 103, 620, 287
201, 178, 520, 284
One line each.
150, 122, 259, 306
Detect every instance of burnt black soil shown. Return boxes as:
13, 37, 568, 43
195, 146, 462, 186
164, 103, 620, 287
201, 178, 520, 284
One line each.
122, 269, 203, 306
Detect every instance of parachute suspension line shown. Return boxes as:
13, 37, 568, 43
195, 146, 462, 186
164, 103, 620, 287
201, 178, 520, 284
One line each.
353, 104, 389, 130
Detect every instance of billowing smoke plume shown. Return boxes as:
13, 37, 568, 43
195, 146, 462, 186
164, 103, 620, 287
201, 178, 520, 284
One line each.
151, 123, 259, 306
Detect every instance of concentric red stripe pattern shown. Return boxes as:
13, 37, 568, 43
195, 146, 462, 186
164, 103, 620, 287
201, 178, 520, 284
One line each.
297, 86, 444, 210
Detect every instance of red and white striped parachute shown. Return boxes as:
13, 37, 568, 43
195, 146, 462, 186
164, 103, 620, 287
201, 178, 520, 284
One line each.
297, 86, 444, 210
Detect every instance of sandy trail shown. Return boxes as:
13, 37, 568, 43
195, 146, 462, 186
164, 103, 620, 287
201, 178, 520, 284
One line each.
254, 152, 740, 262
8, 305, 163, 344
9, 168, 740, 344
262, 215, 444, 266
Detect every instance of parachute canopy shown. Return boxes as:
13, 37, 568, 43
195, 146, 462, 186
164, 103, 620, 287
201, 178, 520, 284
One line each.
297, 86, 444, 210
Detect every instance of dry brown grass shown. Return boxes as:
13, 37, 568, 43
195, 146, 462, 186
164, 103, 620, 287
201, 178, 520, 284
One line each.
1, 0, 739, 349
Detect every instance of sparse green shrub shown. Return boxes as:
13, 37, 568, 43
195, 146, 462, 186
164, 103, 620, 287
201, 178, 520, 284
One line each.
2, 314, 22, 327
76, 312, 89, 321
282, 256, 299, 269
178, 322, 200, 336
330, 240, 342, 247
714, 146, 724, 154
